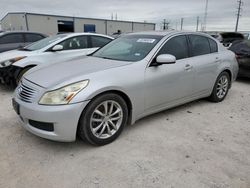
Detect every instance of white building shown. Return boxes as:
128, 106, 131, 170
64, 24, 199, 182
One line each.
0, 12, 155, 35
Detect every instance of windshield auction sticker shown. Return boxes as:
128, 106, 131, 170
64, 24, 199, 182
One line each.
137, 39, 156, 43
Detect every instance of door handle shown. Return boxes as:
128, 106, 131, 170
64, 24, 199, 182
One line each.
184, 64, 193, 71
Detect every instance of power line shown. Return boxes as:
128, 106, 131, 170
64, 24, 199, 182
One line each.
235, 0, 243, 32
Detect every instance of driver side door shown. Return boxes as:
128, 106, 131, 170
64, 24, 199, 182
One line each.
144, 35, 195, 112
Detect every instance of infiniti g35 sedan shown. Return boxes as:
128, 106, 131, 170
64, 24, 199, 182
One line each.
0, 33, 113, 85
13, 31, 239, 145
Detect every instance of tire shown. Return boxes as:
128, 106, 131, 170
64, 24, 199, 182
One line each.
208, 71, 230, 102
16, 67, 32, 85
78, 93, 128, 146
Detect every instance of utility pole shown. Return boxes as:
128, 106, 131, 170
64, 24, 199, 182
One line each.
196, 16, 200, 31
180, 18, 184, 30
203, 0, 208, 31
235, 0, 243, 32
162, 19, 170, 30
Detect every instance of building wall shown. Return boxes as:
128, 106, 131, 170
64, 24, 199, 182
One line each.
1, 13, 155, 35
1, 13, 27, 31
26, 14, 74, 35
74, 18, 106, 34
133, 22, 155, 32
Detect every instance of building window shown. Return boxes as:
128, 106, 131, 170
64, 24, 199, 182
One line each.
84, 24, 96, 33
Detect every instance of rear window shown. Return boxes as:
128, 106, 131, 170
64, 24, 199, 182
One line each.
221, 32, 244, 43
25, 34, 45, 43
0, 34, 24, 44
91, 36, 112, 48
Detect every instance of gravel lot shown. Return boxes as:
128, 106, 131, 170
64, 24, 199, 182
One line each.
0, 79, 250, 188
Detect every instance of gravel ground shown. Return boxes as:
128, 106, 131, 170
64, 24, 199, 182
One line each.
0, 79, 250, 188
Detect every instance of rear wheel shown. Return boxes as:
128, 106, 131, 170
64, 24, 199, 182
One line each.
209, 72, 230, 102
78, 93, 128, 146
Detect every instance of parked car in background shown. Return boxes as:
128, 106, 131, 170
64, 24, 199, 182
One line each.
229, 40, 250, 78
0, 31, 47, 53
242, 32, 250, 40
13, 31, 238, 145
216, 32, 244, 48
0, 33, 113, 85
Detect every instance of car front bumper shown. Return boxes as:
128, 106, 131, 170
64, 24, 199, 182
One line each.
13, 96, 90, 142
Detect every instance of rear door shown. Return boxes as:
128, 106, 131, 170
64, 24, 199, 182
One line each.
0, 33, 25, 53
188, 34, 219, 94
145, 35, 195, 111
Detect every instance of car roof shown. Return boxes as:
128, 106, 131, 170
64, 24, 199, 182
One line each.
126, 30, 214, 39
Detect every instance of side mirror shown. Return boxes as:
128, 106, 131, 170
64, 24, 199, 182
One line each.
156, 54, 176, 64
52, 45, 63, 52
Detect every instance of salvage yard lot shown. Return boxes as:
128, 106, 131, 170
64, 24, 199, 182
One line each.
0, 80, 250, 188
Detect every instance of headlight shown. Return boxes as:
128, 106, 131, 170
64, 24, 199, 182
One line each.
0, 56, 26, 68
39, 80, 89, 105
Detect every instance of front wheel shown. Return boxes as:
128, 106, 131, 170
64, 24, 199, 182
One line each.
208, 72, 230, 102
78, 93, 128, 146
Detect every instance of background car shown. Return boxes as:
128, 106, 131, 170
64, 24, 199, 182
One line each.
13, 31, 238, 145
0, 33, 113, 85
0, 31, 47, 53
229, 40, 250, 78
242, 32, 250, 40
216, 32, 244, 48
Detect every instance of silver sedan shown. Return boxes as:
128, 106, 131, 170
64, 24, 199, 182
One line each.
13, 31, 239, 145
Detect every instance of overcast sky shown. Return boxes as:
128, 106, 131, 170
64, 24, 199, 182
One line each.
0, 0, 249, 31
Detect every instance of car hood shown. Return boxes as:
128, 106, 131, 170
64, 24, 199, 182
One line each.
25, 56, 131, 88
0, 49, 36, 62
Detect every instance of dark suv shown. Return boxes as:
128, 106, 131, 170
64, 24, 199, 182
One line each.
0, 31, 47, 53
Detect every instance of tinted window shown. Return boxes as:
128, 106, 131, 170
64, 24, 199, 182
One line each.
208, 38, 218, 53
189, 35, 210, 56
91, 36, 112, 48
157, 35, 189, 60
25, 34, 44, 42
59, 36, 88, 50
0, 34, 24, 44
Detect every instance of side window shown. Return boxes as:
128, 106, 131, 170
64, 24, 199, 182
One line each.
208, 38, 218, 53
157, 35, 189, 60
0, 34, 24, 44
91, 36, 112, 48
59, 36, 88, 50
25, 34, 44, 43
189, 35, 210, 56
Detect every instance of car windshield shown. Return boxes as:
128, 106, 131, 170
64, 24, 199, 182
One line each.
23, 35, 67, 51
92, 34, 163, 62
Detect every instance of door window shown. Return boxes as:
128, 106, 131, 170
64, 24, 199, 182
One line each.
189, 35, 211, 56
91, 36, 112, 48
0, 34, 24, 44
157, 35, 189, 60
59, 36, 88, 50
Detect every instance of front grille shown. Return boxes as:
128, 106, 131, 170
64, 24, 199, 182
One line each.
18, 82, 37, 103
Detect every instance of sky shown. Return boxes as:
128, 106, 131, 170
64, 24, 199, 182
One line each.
0, 0, 249, 31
